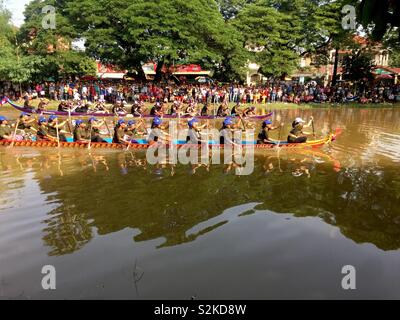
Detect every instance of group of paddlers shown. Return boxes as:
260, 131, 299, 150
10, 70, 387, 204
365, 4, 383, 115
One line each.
0, 106, 315, 146
23, 96, 266, 119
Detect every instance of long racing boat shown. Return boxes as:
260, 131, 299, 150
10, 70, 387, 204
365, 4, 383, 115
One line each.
4, 98, 273, 120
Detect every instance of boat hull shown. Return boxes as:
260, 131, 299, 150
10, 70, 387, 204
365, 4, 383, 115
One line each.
0, 133, 337, 150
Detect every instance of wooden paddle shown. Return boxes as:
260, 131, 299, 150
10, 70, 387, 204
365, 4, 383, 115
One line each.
55, 119, 60, 148
9, 118, 21, 148
103, 117, 113, 141
311, 117, 316, 138
88, 123, 93, 150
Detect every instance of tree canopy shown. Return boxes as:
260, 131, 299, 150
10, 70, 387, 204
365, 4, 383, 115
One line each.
1, 0, 400, 84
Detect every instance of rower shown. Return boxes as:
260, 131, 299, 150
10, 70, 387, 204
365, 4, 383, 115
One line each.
0, 116, 12, 140
257, 120, 283, 144
23, 95, 34, 110
37, 98, 49, 112
231, 102, 241, 117
112, 100, 126, 115
201, 103, 210, 116
287, 117, 314, 143
170, 101, 181, 115
186, 118, 208, 144
94, 100, 109, 114
125, 119, 145, 138
113, 119, 128, 144
131, 100, 143, 116
185, 102, 197, 115
36, 117, 54, 141
148, 117, 170, 145
219, 117, 237, 145
88, 117, 106, 142
58, 100, 68, 112
18, 112, 37, 132
73, 120, 90, 143
217, 103, 229, 117
150, 102, 163, 116
243, 106, 256, 117
47, 115, 68, 141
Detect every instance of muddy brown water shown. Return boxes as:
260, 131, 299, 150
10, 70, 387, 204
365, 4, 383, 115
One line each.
1, 107, 400, 299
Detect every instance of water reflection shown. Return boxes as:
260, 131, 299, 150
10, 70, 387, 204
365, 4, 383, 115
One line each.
0, 108, 400, 257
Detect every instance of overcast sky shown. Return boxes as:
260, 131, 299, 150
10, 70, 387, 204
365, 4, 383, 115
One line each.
5, 0, 31, 27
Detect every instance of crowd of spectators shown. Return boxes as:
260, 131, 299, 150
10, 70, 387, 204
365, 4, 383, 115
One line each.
2, 80, 400, 105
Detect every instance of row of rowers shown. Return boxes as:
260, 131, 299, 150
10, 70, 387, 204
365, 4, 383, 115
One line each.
0, 113, 315, 145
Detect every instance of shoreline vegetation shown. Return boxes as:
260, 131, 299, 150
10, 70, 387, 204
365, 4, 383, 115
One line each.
2, 99, 400, 118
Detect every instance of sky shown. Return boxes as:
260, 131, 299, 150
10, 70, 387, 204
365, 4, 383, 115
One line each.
5, 0, 32, 27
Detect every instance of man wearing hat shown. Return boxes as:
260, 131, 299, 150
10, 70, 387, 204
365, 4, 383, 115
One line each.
18, 113, 37, 132
288, 117, 314, 143
257, 120, 283, 144
36, 117, 53, 141
113, 119, 128, 144
73, 120, 90, 142
186, 118, 208, 144
0, 116, 12, 140
88, 117, 106, 142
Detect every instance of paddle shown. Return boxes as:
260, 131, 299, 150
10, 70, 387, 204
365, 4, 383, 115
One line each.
311, 117, 316, 138
103, 117, 112, 140
88, 123, 93, 150
9, 118, 21, 148
55, 119, 60, 148
238, 113, 247, 131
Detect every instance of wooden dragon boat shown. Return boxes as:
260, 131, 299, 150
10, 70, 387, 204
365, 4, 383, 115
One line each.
0, 129, 341, 150
4, 98, 273, 120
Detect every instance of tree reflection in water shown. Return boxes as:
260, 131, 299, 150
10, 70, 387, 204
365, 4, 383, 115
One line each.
1, 107, 400, 255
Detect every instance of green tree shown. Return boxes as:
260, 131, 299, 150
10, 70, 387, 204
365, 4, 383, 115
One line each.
216, 0, 254, 20
66, 0, 245, 81
389, 50, 400, 67
0, 2, 43, 94
17, 0, 96, 81
357, 0, 400, 41
342, 50, 375, 82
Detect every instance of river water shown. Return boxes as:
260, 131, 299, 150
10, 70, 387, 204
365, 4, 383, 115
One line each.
1, 107, 400, 299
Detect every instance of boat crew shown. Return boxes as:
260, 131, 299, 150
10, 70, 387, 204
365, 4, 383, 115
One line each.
257, 120, 282, 144
47, 115, 68, 141
113, 119, 128, 144
88, 117, 107, 142
73, 120, 90, 142
186, 118, 207, 144
219, 117, 237, 145
287, 117, 314, 143
0, 116, 12, 140
18, 112, 36, 132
